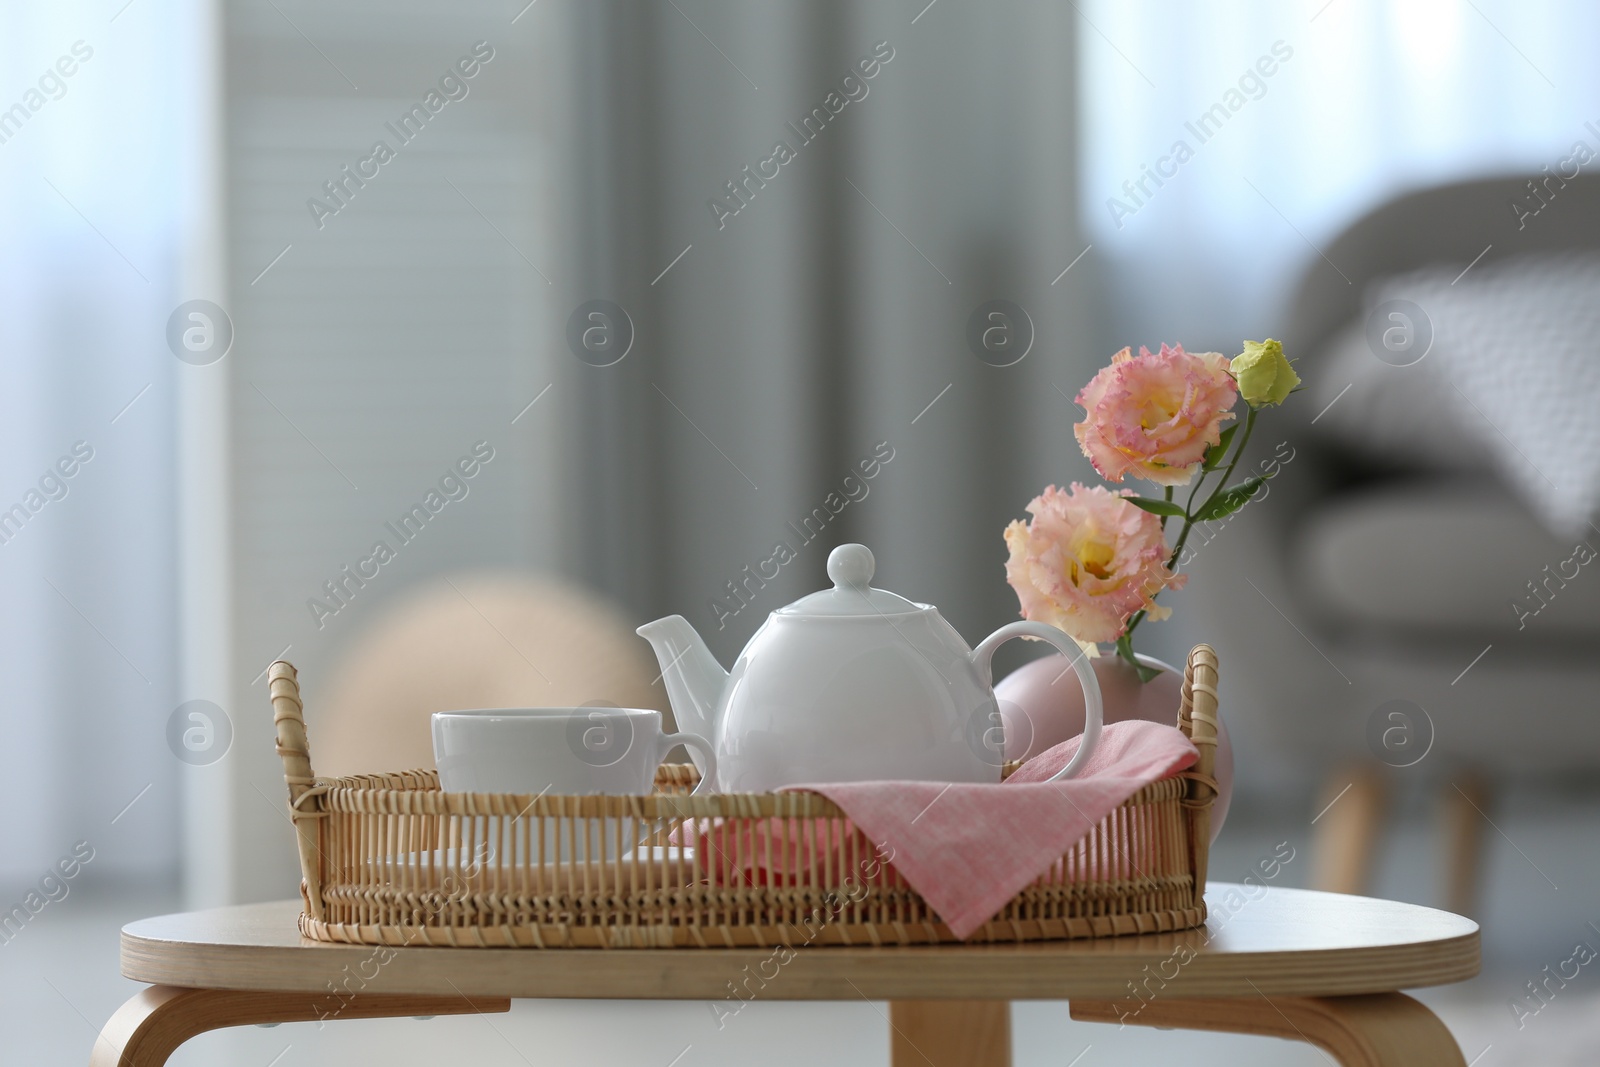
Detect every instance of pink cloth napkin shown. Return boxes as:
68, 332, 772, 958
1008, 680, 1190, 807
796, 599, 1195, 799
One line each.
791, 720, 1198, 938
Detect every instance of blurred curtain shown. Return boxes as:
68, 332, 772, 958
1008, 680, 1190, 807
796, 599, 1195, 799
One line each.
214, 0, 565, 902
562, 1, 1095, 667
0, 4, 192, 884
1079, 0, 1600, 349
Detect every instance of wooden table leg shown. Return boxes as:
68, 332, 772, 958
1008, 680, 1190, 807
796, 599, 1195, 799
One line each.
889, 1000, 1010, 1067
90, 986, 510, 1067
1441, 773, 1490, 918
1071, 992, 1465, 1066
1310, 765, 1388, 896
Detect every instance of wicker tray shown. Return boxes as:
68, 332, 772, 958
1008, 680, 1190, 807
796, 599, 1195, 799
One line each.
269, 645, 1219, 949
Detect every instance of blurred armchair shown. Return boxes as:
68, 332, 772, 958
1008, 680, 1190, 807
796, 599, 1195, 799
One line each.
1187, 174, 1600, 914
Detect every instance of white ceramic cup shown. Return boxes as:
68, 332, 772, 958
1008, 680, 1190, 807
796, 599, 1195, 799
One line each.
431, 707, 717, 797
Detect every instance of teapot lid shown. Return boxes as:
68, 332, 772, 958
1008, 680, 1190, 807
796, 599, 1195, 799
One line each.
776, 544, 927, 618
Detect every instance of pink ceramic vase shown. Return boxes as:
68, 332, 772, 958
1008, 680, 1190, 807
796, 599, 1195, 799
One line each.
994, 651, 1233, 839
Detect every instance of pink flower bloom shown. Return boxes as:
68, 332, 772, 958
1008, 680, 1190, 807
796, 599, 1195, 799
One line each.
1003, 483, 1186, 650
1074, 344, 1238, 487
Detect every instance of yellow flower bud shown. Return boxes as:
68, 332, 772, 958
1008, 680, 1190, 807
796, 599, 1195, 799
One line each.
1230, 338, 1300, 407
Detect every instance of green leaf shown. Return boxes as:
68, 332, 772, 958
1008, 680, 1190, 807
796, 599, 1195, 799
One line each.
1115, 635, 1161, 682
1193, 476, 1266, 522
1114, 634, 1137, 667
1127, 496, 1188, 518
1202, 424, 1240, 471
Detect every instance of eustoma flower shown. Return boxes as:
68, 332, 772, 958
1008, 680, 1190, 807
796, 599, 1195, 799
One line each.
1009, 339, 1298, 676
1074, 344, 1238, 486
1003, 483, 1186, 652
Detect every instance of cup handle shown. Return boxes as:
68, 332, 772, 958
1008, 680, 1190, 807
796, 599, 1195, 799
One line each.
970, 622, 1102, 782
660, 731, 718, 795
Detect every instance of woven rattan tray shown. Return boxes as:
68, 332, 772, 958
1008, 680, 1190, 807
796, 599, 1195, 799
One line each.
269, 645, 1219, 949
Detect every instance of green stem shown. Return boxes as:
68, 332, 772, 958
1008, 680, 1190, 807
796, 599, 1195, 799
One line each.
1161, 485, 1174, 533
1121, 610, 1146, 640
1210, 407, 1258, 515
1184, 464, 1212, 516
1115, 625, 1144, 669
1165, 407, 1257, 573
1123, 407, 1258, 649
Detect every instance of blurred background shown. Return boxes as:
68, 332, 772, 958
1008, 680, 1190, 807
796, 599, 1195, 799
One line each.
4, 0, 1599, 1063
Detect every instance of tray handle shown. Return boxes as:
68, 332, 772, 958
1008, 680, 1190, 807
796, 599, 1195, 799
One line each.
269, 659, 325, 922
1179, 643, 1220, 889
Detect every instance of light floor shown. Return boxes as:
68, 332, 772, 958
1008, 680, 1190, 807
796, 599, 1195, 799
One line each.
6, 790, 1598, 1066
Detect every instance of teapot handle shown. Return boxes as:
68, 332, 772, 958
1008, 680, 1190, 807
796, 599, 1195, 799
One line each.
970, 622, 1102, 781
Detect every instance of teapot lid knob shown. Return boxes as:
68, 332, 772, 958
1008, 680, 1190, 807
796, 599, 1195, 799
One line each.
779, 542, 920, 616
827, 543, 875, 590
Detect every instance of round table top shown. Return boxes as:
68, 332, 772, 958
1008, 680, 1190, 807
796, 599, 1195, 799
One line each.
121, 883, 1478, 1001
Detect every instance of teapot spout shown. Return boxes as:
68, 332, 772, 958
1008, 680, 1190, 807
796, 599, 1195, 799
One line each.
636, 615, 727, 775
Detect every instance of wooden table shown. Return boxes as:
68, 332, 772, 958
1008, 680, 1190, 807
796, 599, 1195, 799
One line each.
93, 882, 1478, 1066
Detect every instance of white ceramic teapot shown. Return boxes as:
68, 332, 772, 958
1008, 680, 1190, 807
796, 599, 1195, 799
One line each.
637, 543, 1102, 792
